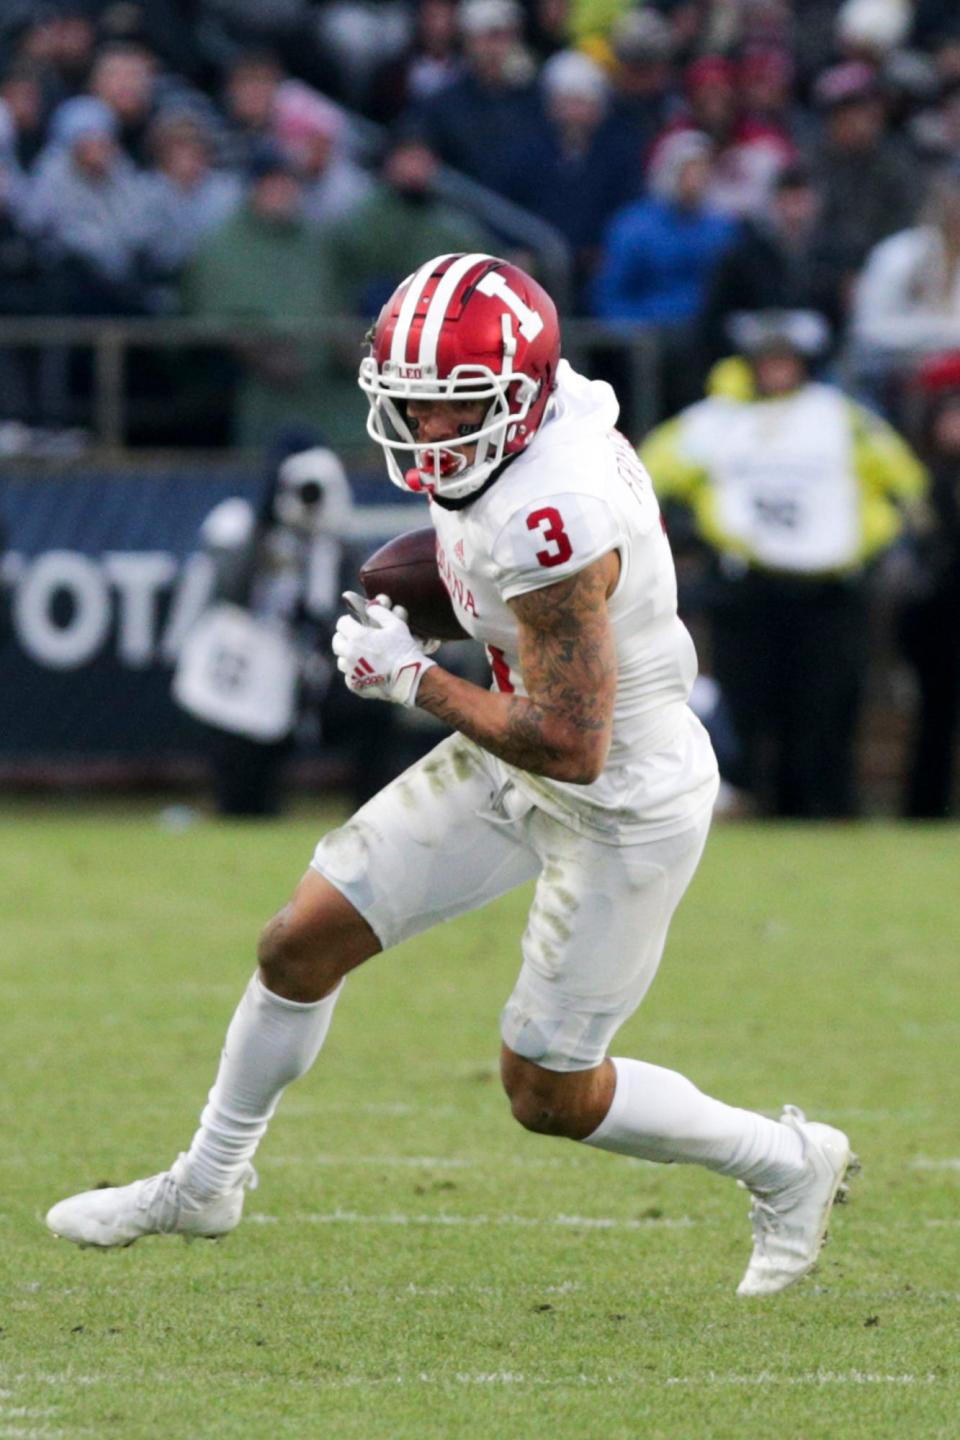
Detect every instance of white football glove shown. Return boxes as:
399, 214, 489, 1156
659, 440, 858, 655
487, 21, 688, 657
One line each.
332, 593, 436, 707
366, 593, 441, 654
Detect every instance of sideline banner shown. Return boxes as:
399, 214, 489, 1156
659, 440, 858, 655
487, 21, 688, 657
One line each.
0, 465, 418, 759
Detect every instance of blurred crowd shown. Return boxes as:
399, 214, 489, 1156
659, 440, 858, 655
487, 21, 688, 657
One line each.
0, 0, 957, 817
2, 0, 960, 438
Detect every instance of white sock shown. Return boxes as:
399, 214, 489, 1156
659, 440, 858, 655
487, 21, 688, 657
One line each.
583, 1056, 804, 1193
182, 973, 341, 1198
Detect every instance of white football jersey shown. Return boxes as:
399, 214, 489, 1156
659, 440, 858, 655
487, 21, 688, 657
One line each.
430, 360, 718, 841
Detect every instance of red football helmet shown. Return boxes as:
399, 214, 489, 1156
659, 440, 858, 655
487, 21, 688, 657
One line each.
359, 253, 561, 500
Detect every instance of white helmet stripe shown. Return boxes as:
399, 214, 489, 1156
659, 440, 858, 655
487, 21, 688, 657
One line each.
417, 253, 496, 368
389, 253, 458, 365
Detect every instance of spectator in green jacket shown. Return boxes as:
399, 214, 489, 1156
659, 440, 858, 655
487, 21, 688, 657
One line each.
325, 135, 495, 319
180, 141, 366, 450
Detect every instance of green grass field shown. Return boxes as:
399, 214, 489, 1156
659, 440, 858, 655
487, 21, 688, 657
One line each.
2, 805, 958, 1439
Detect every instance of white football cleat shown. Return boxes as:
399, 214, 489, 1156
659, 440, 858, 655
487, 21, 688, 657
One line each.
736, 1105, 857, 1298
45, 1156, 257, 1249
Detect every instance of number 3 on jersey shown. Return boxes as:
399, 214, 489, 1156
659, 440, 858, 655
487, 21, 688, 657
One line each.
527, 506, 573, 567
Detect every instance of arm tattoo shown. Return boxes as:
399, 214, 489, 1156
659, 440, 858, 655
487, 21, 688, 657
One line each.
416, 555, 618, 781
513, 563, 616, 741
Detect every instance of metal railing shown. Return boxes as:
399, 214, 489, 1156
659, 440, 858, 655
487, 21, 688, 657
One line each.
0, 315, 664, 455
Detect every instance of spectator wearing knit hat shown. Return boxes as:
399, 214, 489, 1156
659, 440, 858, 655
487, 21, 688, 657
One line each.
505, 49, 638, 309
272, 80, 372, 230
23, 95, 155, 313
593, 129, 736, 408
593, 129, 735, 324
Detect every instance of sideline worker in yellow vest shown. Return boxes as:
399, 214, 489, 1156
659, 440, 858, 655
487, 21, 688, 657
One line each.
640, 310, 927, 817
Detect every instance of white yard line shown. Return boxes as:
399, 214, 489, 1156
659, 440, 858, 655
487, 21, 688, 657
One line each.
3, 1367, 942, 1404
261, 1152, 592, 1170
4, 1379, 100, 1391
0, 1430, 65, 1440
824, 1108, 939, 1121
267, 1369, 942, 1390
263, 1154, 472, 1169
246, 1209, 695, 1230
663, 1371, 939, 1387
278, 1101, 457, 1118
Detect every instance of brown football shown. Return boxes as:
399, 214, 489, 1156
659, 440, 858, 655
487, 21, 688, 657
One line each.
359, 526, 469, 641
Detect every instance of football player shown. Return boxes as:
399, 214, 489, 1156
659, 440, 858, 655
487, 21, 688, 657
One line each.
47, 255, 855, 1296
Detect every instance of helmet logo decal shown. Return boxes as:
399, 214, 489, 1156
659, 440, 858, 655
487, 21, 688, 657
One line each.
476, 271, 544, 340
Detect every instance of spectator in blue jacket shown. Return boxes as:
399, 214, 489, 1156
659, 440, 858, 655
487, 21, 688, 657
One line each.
592, 129, 736, 325
592, 129, 737, 408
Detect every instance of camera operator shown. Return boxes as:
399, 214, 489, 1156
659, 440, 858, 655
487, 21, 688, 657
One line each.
175, 439, 397, 816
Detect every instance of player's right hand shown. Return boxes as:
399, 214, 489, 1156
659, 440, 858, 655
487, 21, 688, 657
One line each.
332, 600, 436, 707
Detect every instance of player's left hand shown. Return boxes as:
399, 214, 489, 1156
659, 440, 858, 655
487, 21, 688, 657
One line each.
332, 595, 436, 707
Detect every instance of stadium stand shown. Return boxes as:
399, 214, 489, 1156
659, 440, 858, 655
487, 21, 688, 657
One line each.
0, 0, 957, 812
